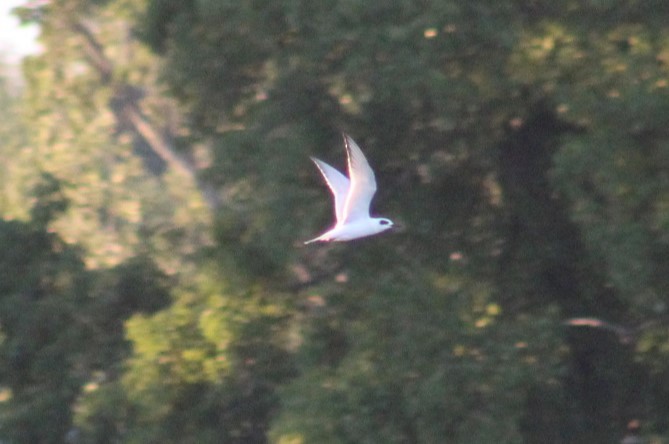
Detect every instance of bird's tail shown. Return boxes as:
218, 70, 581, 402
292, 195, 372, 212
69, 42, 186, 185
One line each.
304, 232, 331, 244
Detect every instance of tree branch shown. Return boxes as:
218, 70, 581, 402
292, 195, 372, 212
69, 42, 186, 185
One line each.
71, 21, 220, 211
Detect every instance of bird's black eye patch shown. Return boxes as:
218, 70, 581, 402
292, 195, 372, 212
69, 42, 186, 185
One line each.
380, 220, 390, 225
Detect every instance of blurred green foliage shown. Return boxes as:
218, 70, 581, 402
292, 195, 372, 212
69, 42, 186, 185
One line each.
1, 0, 669, 442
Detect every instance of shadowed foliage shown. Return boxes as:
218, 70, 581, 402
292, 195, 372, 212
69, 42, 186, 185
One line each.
1, 0, 669, 442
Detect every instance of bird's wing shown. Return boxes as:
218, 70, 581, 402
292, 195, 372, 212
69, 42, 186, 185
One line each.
342, 134, 377, 223
311, 157, 350, 223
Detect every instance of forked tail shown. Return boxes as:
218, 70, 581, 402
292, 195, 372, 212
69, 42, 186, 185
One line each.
304, 233, 329, 244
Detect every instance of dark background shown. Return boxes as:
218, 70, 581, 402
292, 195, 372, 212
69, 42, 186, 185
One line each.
1, 0, 668, 442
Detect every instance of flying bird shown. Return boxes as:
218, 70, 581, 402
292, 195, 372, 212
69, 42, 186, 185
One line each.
305, 134, 394, 244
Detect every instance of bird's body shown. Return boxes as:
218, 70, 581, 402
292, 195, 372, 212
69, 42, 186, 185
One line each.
305, 217, 393, 244
305, 134, 394, 244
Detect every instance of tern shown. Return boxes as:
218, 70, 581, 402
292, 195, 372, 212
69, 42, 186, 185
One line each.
305, 134, 394, 244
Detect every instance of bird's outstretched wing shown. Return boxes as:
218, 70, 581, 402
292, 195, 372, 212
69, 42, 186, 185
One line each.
342, 134, 377, 223
310, 157, 350, 223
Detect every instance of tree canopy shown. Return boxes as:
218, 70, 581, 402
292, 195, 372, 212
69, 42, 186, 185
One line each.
1, 0, 668, 442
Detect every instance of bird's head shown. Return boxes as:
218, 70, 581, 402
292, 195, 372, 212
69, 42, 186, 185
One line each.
374, 218, 395, 233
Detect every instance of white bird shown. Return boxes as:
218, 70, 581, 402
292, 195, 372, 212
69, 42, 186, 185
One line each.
305, 134, 395, 244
